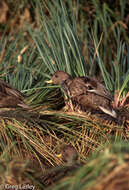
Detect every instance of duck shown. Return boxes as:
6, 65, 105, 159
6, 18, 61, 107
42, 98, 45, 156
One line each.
0, 79, 29, 109
42, 145, 79, 186
60, 145, 78, 166
46, 70, 117, 118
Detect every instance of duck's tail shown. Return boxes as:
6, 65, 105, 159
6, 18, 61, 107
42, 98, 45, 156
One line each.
99, 106, 117, 118
17, 101, 30, 109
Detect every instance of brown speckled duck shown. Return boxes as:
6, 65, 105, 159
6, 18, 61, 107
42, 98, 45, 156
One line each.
46, 70, 117, 118
0, 79, 29, 109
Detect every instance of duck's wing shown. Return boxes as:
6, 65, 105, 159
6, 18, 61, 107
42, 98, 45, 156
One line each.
80, 77, 113, 101
72, 93, 117, 118
0, 80, 24, 100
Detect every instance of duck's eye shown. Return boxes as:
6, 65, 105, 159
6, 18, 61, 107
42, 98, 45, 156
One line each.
87, 85, 93, 90
55, 75, 58, 78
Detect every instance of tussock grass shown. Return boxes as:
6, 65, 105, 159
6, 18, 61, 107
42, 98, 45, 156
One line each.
0, 0, 128, 189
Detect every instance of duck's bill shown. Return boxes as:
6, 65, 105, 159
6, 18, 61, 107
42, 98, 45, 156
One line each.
56, 153, 62, 158
46, 79, 53, 84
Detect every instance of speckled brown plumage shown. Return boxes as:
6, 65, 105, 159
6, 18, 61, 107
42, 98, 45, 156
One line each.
0, 79, 29, 109
47, 71, 116, 118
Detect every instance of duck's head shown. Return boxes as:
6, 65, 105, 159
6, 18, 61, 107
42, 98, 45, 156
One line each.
57, 145, 78, 165
62, 145, 78, 164
46, 70, 72, 85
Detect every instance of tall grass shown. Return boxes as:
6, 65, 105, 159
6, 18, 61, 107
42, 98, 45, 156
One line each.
30, 0, 129, 95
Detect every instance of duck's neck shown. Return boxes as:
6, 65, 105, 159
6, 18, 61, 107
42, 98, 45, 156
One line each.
61, 78, 72, 95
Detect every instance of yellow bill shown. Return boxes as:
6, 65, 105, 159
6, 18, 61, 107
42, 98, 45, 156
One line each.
56, 153, 62, 158
46, 79, 53, 84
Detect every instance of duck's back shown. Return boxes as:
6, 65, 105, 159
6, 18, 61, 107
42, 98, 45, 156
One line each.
0, 80, 24, 100
67, 77, 88, 97
68, 76, 113, 101
0, 80, 29, 108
